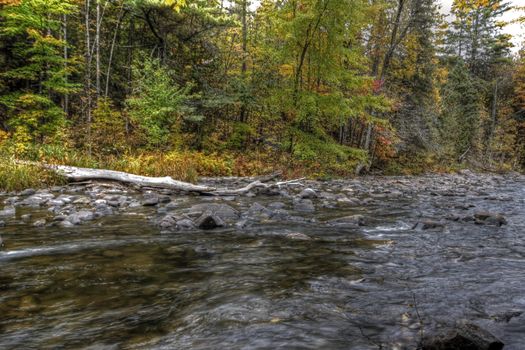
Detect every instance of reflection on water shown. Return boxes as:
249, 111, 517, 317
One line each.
1, 175, 525, 349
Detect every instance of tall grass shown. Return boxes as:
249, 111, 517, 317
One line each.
0, 157, 66, 192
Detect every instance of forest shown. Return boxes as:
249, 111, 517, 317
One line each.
1, 0, 525, 188
3, 2, 525, 348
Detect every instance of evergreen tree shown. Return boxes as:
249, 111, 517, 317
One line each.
440, 61, 484, 157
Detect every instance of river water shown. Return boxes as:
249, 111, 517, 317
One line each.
1, 173, 524, 349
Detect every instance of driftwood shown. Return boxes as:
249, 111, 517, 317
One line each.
26, 162, 304, 195
211, 177, 306, 196
45, 164, 216, 192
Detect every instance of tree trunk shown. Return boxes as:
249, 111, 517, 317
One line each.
95, 0, 101, 97
62, 14, 69, 116
105, 7, 126, 98
85, 0, 92, 152
239, 0, 248, 123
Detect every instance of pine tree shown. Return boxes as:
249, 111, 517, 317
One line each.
440, 61, 484, 157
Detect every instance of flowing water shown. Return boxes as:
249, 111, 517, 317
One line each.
1, 173, 525, 349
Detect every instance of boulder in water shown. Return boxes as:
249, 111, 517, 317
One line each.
413, 220, 446, 231
0, 206, 16, 218
421, 322, 504, 350
293, 199, 315, 212
299, 188, 317, 199
327, 214, 365, 227
188, 203, 239, 220
473, 212, 507, 226
195, 211, 225, 230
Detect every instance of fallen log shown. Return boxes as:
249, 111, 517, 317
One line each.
44, 164, 216, 193
21, 162, 303, 195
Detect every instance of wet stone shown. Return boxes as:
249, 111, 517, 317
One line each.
245, 202, 272, 219
142, 195, 159, 206
268, 202, 286, 210
298, 188, 317, 199
285, 232, 312, 241
176, 219, 196, 230
188, 203, 239, 220
33, 219, 46, 227
327, 214, 365, 227
413, 220, 446, 231
0, 206, 16, 218
293, 199, 315, 213
474, 211, 507, 226
19, 188, 36, 196
421, 322, 504, 350
67, 210, 95, 225
195, 211, 225, 230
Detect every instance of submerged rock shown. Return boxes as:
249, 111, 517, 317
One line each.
327, 214, 365, 227
19, 188, 36, 196
0, 206, 16, 218
245, 202, 272, 219
293, 199, 315, 212
188, 203, 239, 220
176, 219, 196, 230
66, 210, 95, 225
473, 212, 507, 226
413, 220, 446, 231
285, 232, 312, 241
142, 195, 159, 206
32, 219, 46, 227
298, 188, 317, 199
195, 211, 225, 230
421, 322, 504, 350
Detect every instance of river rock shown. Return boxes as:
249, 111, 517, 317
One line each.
73, 197, 91, 205
246, 202, 272, 219
327, 214, 365, 227
67, 210, 95, 225
0, 220, 5, 227
285, 232, 312, 241
95, 204, 113, 217
293, 199, 315, 212
19, 188, 36, 196
4, 196, 19, 205
188, 203, 239, 220
60, 220, 74, 228
195, 211, 225, 230
142, 195, 159, 206
474, 212, 507, 226
0, 206, 16, 218
33, 219, 46, 227
158, 215, 176, 229
421, 322, 504, 350
47, 199, 65, 207
165, 202, 178, 210
491, 310, 522, 323
159, 195, 172, 204
18, 194, 51, 207
176, 219, 196, 230
21, 214, 32, 222
299, 188, 317, 199
268, 202, 286, 209
413, 220, 446, 231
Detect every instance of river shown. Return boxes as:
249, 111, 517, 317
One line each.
1, 172, 524, 349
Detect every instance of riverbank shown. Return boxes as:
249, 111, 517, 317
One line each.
0, 147, 515, 193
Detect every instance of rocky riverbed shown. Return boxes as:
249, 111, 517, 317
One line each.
1, 171, 524, 349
